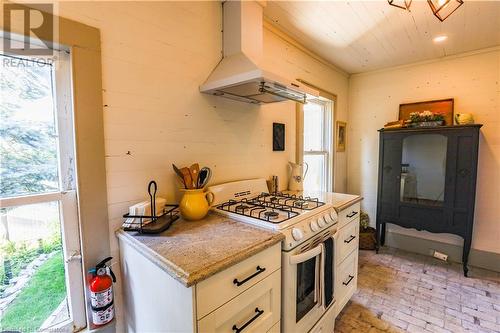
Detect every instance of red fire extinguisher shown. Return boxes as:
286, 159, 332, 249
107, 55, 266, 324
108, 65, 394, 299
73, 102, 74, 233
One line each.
89, 257, 116, 326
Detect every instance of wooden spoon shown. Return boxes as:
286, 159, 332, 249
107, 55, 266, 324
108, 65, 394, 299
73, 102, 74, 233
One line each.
189, 163, 200, 188
179, 167, 194, 189
172, 164, 187, 189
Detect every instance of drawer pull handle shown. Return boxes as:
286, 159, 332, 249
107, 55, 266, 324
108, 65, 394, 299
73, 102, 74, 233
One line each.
344, 235, 356, 243
232, 307, 264, 333
233, 266, 266, 287
343, 275, 354, 286
346, 211, 358, 218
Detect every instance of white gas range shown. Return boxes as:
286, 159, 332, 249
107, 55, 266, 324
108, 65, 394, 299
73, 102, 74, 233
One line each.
208, 179, 339, 333
209, 178, 338, 251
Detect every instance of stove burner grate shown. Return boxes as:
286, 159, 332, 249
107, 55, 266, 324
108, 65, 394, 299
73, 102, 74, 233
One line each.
293, 200, 309, 208
215, 191, 325, 224
263, 211, 280, 220
235, 204, 251, 212
254, 192, 325, 210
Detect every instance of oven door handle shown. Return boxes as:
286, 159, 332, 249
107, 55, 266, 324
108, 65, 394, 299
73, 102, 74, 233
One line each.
289, 244, 323, 265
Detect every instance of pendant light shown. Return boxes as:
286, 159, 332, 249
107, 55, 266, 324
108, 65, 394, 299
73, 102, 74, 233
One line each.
427, 0, 464, 21
387, 0, 412, 10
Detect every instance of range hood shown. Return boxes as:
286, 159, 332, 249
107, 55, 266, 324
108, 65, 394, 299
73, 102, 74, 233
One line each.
200, 0, 318, 104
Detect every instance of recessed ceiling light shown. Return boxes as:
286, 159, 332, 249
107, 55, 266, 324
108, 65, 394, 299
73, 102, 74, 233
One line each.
433, 35, 448, 43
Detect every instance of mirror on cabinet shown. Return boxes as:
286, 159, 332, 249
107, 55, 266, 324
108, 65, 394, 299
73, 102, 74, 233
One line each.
400, 134, 447, 206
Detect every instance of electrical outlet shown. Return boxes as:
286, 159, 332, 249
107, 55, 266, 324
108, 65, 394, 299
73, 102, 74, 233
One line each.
433, 250, 448, 261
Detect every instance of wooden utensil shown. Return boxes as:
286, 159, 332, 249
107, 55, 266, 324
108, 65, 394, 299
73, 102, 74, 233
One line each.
172, 164, 187, 189
189, 163, 200, 188
179, 167, 194, 189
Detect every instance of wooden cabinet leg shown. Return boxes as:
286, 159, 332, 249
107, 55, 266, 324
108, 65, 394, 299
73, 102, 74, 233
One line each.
381, 223, 386, 246
375, 220, 381, 253
463, 236, 472, 277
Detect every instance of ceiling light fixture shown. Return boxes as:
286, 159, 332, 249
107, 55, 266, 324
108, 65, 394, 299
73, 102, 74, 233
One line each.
427, 0, 464, 21
387, 0, 412, 10
433, 35, 448, 43
388, 0, 464, 21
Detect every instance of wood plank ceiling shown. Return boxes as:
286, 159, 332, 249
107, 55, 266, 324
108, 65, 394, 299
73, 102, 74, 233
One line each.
264, 1, 500, 74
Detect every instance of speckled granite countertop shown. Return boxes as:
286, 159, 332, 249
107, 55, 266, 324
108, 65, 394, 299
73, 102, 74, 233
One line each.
116, 213, 284, 288
285, 191, 362, 211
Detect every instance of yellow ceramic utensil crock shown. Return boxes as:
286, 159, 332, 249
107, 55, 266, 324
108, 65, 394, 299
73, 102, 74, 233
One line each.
179, 189, 215, 221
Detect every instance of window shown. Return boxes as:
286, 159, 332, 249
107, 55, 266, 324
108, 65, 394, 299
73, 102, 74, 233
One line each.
0, 49, 86, 331
303, 99, 333, 192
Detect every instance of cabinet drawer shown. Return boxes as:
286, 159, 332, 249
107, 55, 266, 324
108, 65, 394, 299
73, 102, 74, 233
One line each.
338, 202, 360, 228
337, 218, 359, 264
196, 243, 281, 319
335, 251, 358, 315
197, 270, 281, 333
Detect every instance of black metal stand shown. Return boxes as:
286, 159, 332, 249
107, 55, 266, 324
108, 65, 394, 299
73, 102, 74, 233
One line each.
122, 180, 179, 234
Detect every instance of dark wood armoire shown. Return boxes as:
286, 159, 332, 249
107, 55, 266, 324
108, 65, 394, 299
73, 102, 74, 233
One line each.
376, 124, 482, 276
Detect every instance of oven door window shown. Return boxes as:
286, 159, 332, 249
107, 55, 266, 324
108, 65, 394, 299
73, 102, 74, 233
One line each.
296, 256, 318, 322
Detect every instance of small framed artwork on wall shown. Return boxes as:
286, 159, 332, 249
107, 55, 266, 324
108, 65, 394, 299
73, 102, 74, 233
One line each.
273, 123, 285, 151
336, 121, 346, 152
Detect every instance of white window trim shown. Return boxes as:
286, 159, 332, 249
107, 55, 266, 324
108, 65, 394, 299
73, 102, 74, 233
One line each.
0, 48, 86, 331
3, 9, 112, 329
303, 98, 334, 192
55, 50, 86, 331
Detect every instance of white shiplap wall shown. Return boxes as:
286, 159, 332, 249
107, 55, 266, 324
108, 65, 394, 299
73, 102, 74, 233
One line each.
348, 48, 500, 254
57, 2, 349, 329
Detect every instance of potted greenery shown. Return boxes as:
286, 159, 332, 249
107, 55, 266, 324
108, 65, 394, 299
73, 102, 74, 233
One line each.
359, 211, 376, 250
408, 110, 445, 127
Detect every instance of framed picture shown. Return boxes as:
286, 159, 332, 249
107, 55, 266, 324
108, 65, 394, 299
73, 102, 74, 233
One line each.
399, 98, 454, 125
273, 123, 285, 151
336, 121, 346, 152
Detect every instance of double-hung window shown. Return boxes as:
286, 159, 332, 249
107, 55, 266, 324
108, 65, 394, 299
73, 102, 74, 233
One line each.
303, 98, 333, 192
0, 48, 86, 332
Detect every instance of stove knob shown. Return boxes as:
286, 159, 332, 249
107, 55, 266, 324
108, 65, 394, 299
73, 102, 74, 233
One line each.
317, 216, 326, 227
291, 228, 304, 241
310, 220, 319, 232
323, 214, 332, 224
330, 210, 338, 223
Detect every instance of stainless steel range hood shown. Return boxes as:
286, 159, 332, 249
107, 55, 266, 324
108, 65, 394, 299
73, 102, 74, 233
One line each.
200, 0, 318, 104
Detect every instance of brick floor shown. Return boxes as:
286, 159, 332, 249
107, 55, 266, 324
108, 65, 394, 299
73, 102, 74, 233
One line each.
335, 248, 500, 333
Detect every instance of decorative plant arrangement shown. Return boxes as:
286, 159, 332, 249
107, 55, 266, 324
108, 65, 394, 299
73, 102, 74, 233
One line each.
409, 110, 444, 122
384, 111, 446, 129
407, 110, 445, 127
